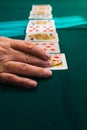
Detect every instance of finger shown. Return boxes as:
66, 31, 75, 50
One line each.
10, 39, 51, 60
4, 61, 52, 78
0, 72, 37, 88
12, 50, 52, 67
0, 37, 11, 42
0, 37, 51, 60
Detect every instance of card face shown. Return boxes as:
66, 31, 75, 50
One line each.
29, 14, 53, 20
28, 20, 55, 26
25, 33, 59, 42
49, 53, 68, 70
30, 10, 51, 15
29, 4, 52, 19
31, 41, 60, 53
32, 5, 52, 11
26, 21, 56, 34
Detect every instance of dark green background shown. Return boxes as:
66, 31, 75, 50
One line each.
0, 0, 87, 130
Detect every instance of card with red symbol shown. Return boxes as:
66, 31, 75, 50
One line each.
27, 20, 55, 26
29, 14, 53, 19
29, 5, 52, 19
32, 4, 52, 11
49, 53, 68, 70
32, 41, 60, 53
26, 20, 56, 34
30, 10, 51, 15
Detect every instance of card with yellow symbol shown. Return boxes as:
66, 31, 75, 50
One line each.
49, 53, 68, 70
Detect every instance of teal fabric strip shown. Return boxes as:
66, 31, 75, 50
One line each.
0, 16, 87, 37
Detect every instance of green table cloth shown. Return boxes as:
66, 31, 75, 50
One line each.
0, 0, 87, 130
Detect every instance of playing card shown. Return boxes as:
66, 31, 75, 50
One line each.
27, 20, 55, 26
49, 53, 68, 70
30, 10, 51, 15
32, 4, 52, 11
25, 33, 59, 42
29, 14, 53, 20
26, 21, 56, 34
31, 41, 60, 53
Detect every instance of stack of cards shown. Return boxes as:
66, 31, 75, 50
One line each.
29, 4, 52, 19
25, 4, 68, 70
25, 20, 59, 42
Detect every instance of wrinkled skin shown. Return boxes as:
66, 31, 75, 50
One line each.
0, 37, 52, 88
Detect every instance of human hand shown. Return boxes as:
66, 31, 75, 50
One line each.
0, 37, 52, 88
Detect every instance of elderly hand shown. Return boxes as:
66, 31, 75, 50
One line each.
0, 37, 52, 88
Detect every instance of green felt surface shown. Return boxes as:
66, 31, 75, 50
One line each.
0, 0, 87, 130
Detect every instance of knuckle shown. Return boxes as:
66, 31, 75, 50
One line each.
0, 54, 12, 65
25, 55, 32, 63
38, 60, 45, 67
26, 42, 33, 49
37, 60, 49, 67
0, 55, 11, 73
0, 42, 11, 54
21, 63, 28, 73
0, 66, 4, 73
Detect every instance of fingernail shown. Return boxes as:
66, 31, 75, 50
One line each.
46, 61, 52, 67
45, 52, 51, 58
29, 81, 37, 88
44, 69, 52, 78
32, 81, 37, 87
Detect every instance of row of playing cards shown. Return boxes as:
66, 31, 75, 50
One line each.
25, 4, 68, 70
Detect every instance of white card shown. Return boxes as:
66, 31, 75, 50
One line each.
25, 33, 59, 42
30, 10, 52, 15
29, 14, 53, 20
31, 41, 60, 53
49, 53, 68, 70
27, 20, 55, 26
26, 21, 56, 34
32, 4, 52, 11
